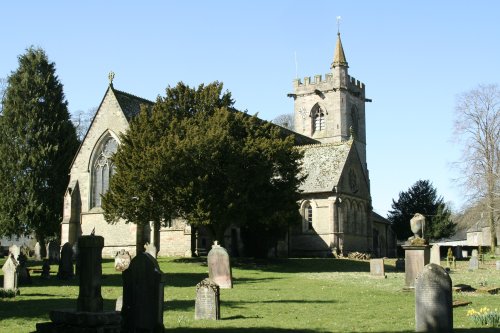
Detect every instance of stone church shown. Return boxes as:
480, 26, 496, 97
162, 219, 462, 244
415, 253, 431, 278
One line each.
61, 33, 396, 258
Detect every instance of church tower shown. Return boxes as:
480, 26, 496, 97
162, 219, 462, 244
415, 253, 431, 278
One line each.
291, 32, 368, 172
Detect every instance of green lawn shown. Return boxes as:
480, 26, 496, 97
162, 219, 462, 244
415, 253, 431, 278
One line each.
0, 256, 499, 332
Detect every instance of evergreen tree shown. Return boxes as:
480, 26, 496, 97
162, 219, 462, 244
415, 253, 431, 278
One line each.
103, 81, 304, 255
388, 180, 456, 241
0, 47, 79, 247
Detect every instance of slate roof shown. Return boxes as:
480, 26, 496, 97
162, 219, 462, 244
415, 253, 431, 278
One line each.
113, 87, 154, 121
299, 141, 352, 193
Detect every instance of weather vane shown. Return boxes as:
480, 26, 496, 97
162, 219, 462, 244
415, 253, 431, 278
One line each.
108, 71, 115, 86
336, 16, 342, 34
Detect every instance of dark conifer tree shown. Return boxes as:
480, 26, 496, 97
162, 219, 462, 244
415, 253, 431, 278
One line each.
0, 47, 79, 248
388, 180, 456, 241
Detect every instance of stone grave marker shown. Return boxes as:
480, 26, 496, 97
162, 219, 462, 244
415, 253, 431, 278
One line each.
468, 256, 479, 271
34, 242, 42, 261
471, 249, 478, 257
122, 252, 166, 332
430, 244, 441, 265
1, 253, 19, 291
369, 258, 386, 278
195, 278, 220, 320
462, 250, 468, 258
17, 252, 32, 285
496, 260, 500, 271
47, 241, 60, 263
57, 242, 74, 280
9, 244, 20, 261
114, 249, 132, 272
115, 295, 123, 312
207, 241, 233, 289
144, 242, 157, 258
495, 247, 500, 256
415, 263, 453, 333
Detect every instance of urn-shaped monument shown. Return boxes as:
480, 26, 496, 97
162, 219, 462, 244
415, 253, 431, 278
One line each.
410, 213, 425, 239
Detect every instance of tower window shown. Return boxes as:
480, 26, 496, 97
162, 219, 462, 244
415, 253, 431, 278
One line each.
305, 203, 313, 231
312, 106, 325, 133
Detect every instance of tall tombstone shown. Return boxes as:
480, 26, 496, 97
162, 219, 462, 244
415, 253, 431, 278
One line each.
114, 249, 132, 272
402, 213, 430, 288
468, 256, 479, 271
34, 242, 42, 261
57, 242, 74, 280
77, 236, 104, 312
195, 278, 220, 320
17, 252, 31, 285
207, 241, 233, 289
430, 244, 441, 265
47, 241, 60, 264
1, 254, 19, 291
415, 263, 453, 333
122, 252, 166, 332
9, 244, 20, 261
369, 258, 386, 278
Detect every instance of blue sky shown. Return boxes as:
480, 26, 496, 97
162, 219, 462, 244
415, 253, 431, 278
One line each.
1, 1, 499, 216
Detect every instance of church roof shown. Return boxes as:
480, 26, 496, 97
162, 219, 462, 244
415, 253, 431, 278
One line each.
299, 141, 352, 193
112, 88, 154, 121
331, 33, 348, 68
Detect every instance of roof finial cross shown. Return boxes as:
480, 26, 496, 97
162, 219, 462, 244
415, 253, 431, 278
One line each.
108, 71, 115, 86
336, 16, 342, 35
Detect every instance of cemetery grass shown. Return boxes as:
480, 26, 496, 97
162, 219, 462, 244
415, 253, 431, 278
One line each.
0, 257, 499, 332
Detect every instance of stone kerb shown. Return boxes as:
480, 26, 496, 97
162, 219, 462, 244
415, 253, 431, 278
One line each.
195, 278, 221, 320
415, 263, 453, 333
122, 252, 166, 332
369, 258, 386, 278
207, 241, 233, 289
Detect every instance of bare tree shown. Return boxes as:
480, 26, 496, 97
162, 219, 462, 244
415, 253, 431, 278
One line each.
454, 84, 500, 249
272, 113, 295, 131
71, 107, 97, 141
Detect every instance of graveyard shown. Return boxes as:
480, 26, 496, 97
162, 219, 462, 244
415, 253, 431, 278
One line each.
0, 253, 499, 332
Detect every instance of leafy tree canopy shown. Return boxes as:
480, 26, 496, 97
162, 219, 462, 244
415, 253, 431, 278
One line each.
388, 180, 456, 241
102, 81, 304, 253
0, 47, 79, 244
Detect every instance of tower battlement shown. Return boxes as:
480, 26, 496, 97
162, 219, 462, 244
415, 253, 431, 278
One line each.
293, 73, 365, 97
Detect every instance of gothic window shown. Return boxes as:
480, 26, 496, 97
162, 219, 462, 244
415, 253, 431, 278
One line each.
91, 136, 118, 208
312, 106, 325, 134
303, 202, 313, 232
350, 106, 359, 138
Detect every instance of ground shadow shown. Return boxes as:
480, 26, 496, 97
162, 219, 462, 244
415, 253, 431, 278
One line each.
232, 258, 372, 273
166, 329, 499, 333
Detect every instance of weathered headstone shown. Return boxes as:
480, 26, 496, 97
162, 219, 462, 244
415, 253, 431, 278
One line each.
471, 249, 478, 257
77, 236, 104, 312
207, 241, 233, 289
468, 256, 479, 271
34, 242, 42, 261
1, 254, 19, 291
415, 263, 453, 333
495, 247, 500, 256
57, 242, 74, 280
122, 252, 166, 332
195, 278, 220, 320
496, 260, 500, 271
47, 241, 60, 264
41, 259, 50, 279
9, 244, 20, 261
115, 295, 123, 312
17, 252, 31, 285
144, 242, 157, 258
430, 244, 441, 265
114, 249, 132, 272
462, 250, 468, 258
369, 258, 386, 278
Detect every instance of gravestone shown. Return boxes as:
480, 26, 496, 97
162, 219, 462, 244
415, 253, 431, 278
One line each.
195, 278, 220, 320
468, 256, 479, 271
471, 249, 478, 257
395, 258, 405, 272
17, 252, 32, 285
9, 244, 20, 261
35, 235, 121, 332
144, 242, 157, 258
114, 249, 132, 272
1, 254, 19, 291
462, 250, 468, 258
122, 252, 166, 332
47, 241, 60, 264
207, 241, 233, 289
369, 258, 386, 278
495, 247, 500, 256
41, 259, 50, 279
116, 295, 123, 312
496, 260, 500, 271
415, 263, 453, 333
34, 242, 42, 261
57, 242, 74, 280
402, 245, 430, 288
430, 244, 441, 265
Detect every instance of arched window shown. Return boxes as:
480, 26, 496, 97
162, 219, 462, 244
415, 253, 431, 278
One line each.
312, 106, 325, 133
91, 136, 118, 208
306, 204, 313, 230
350, 106, 359, 138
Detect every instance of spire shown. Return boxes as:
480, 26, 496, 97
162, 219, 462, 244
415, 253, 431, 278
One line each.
331, 32, 348, 69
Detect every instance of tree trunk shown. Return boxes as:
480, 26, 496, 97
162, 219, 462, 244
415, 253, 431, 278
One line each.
153, 220, 160, 256
136, 224, 145, 255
